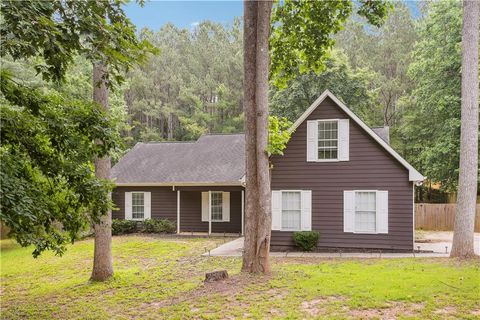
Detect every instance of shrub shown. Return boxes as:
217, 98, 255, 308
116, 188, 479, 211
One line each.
142, 219, 176, 234
293, 231, 320, 251
112, 219, 138, 235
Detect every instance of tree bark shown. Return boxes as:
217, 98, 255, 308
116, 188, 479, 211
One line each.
167, 112, 174, 140
91, 61, 114, 280
451, 0, 479, 259
241, 0, 273, 274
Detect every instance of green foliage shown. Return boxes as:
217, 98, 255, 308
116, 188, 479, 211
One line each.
111, 219, 138, 235
142, 219, 176, 234
0, 0, 154, 84
0, 72, 120, 257
125, 21, 243, 145
0, 0, 151, 257
335, 2, 418, 129
270, 51, 379, 126
267, 116, 292, 156
292, 231, 320, 251
398, 1, 463, 191
270, 0, 391, 88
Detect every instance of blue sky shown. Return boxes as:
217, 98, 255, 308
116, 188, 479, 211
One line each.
124, 1, 420, 31
124, 1, 243, 30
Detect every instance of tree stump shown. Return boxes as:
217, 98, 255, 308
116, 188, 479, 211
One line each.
205, 270, 228, 283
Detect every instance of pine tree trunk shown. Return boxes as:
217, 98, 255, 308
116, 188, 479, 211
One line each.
91, 61, 114, 280
167, 113, 174, 140
241, 0, 273, 274
451, 0, 479, 259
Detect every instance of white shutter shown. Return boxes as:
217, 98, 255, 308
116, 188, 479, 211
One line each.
306, 120, 318, 161
201, 192, 209, 222
222, 192, 230, 222
301, 190, 312, 231
338, 119, 350, 161
343, 191, 355, 232
125, 192, 132, 220
144, 192, 151, 220
271, 191, 282, 230
376, 191, 388, 233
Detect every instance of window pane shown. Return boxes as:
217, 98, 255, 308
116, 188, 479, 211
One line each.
211, 192, 223, 221
317, 121, 338, 159
355, 192, 376, 232
282, 192, 301, 230
132, 193, 144, 219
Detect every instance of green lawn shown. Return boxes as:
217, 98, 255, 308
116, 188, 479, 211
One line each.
1, 236, 479, 319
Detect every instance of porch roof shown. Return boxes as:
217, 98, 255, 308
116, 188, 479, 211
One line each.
111, 134, 245, 185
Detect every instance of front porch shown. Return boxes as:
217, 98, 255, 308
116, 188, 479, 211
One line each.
175, 186, 245, 235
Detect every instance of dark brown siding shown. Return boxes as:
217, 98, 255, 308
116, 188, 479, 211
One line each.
112, 186, 177, 221
112, 186, 243, 234
270, 97, 414, 250
178, 187, 243, 233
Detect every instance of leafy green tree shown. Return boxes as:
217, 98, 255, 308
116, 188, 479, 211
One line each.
269, 51, 379, 125
398, 1, 462, 192
0, 72, 119, 257
0, 0, 150, 270
335, 2, 418, 151
267, 116, 292, 157
125, 21, 243, 144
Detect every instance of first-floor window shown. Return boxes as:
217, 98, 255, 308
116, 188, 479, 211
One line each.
354, 191, 376, 233
132, 192, 145, 219
281, 191, 301, 231
211, 191, 223, 221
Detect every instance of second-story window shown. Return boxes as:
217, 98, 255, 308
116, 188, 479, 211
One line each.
318, 120, 338, 160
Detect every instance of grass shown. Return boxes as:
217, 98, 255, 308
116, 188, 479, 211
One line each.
1, 235, 479, 319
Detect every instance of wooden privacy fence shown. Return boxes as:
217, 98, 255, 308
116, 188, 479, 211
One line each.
415, 203, 480, 232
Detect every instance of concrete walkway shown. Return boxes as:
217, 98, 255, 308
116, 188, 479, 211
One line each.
415, 231, 480, 255
203, 231, 480, 258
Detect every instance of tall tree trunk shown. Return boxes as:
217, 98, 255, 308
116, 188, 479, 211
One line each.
91, 61, 114, 280
451, 0, 479, 259
241, 0, 273, 274
167, 113, 174, 140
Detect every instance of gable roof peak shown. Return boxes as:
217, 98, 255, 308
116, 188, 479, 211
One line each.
290, 89, 425, 182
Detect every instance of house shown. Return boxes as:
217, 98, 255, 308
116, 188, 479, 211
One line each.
111, 90, 425, 251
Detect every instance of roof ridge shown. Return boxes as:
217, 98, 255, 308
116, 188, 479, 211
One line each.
199, 133, 245, 136
140, 141, 195, 144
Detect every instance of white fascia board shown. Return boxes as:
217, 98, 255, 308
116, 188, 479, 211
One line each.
290, 90, 426, 182
115, 181, 244, 187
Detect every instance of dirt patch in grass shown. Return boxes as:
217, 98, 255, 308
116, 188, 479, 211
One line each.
349, 302, 425, 319
471, 309, 480, 316
301, 296, 346, 316
141, 272, 271, 310
433, 306, 457, 316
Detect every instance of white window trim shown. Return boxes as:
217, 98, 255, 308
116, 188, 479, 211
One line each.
280, 190, 303, 231
272, 189, 312, 232
352, 190, 378, 235
201, 191, 230, 223
346, 190, 388, 235
127, 191, 151, 221
210, 191, 224, 222
313, 119, 341, 162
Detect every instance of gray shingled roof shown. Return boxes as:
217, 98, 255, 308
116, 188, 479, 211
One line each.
111, 134, 245, 184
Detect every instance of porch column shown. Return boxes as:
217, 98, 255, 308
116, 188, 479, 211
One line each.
177, 190, 180, 234
241, 190, 245, 235
208, 190, 212, 235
